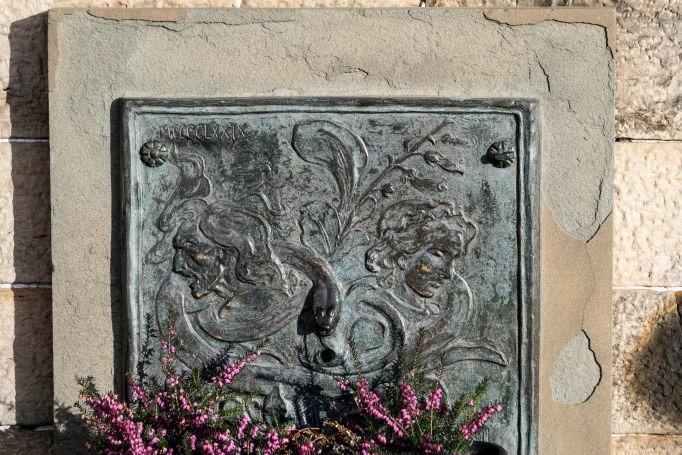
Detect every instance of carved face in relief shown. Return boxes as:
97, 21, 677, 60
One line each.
171, 201, 289, 299
365, 200, 476, 299
404, 231, 462, 298
173, 222, 230, 298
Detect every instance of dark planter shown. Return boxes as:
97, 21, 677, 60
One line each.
470, 441, 508, 455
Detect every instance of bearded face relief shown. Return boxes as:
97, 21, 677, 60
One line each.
126, 100, 537, 450
172, 221, 230, 299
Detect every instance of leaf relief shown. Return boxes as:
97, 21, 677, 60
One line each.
298, 200, 342, 257
291, 120, 369, 210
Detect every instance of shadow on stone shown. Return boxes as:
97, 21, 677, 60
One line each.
0, 425, 53, 455
109, 99, 126, 398
7, 13, 49, 139
471, 441, 508, 455
54, 402, 90, 454
8, 12, 52, 430
630, 299, 682, 426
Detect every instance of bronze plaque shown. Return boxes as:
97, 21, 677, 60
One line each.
122, 99, 539, 453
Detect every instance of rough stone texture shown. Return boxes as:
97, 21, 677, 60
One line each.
614, 142, 682, 287
0, 3, 48, 138
429, 0, 681, 140
0, 288, 53, 426
1, 0, 678, 139
0, 142, 51, 284
612, 289, 682, 435
550, 330, 602, 405
612, 434, 682, 454
0, 427, 53, 455
614, 0, 680, 140
0, 1, 238, 139
539, 210, 611, 455
244, 0, 419, 5
49, 8, 613, 453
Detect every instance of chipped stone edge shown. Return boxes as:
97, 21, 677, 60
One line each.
483, 7, 616, 244
549, 330, 602, 405
482, 7, 616, 56
49, 6, 616, 244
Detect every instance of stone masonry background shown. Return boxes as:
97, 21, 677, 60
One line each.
0, 0, 679, 453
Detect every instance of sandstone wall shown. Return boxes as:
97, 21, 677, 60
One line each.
0, 1, 679, 453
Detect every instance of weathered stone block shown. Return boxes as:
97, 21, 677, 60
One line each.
0, 6, 48, 138
243, 0, 419, 6
50, 7, 613, 454
614, 0, 680, 140
612, 434, 682, 454
612, 290, 682, 435
0, 288, 53, 426
0, 142, 51, 284
550, 330, 601, 405
0, 427, 53, 455
429, 0, 681, 140
0, 0, 239, 139
614, 142, 682, 287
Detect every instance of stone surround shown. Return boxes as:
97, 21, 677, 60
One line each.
0, 1, 679, 454
47, 7, 614, 454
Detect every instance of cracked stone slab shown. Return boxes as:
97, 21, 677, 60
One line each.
49, 7, 613, 453
550, 330, 602, 405
430, 0, 681, 140
612, 289, 682, 435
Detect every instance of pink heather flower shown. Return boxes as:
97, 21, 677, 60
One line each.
459, 403, 504, 440
128, 380, 149, 403
334, 378, 350, 391
161, 341, 177, 354
398, 382, 420, 426
298, 441, 315, 454
188, 434, 197, 451
193, 412, 209, 426
356, 378, 404, 437
419, 436, 444, 454
178, 391, 192, 412
376, 433, 387, 445
237, 413, 250, 439
165, 374, 179, 388
360, 439, 378, 455
212, 351, 262, 388
263, 429, 288, 455
425, 386, 444, 412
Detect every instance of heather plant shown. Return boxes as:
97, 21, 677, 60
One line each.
328, 376, 502, 455
77, 314, 291, 455
77, 315, 503, 455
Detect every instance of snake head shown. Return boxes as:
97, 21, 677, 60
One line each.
312, 283, 341, 337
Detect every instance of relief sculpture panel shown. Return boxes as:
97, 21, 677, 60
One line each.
123, 99, 538, 454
